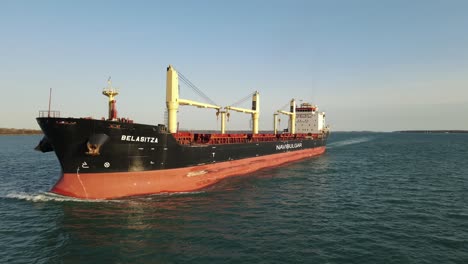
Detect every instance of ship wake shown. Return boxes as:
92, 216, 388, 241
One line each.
327, 136, 374, 149
4, 191, 206, 202
4, 192, 122, 203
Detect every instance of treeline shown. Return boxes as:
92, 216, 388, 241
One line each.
396, 130, 468, 134
0, 128, 42, 135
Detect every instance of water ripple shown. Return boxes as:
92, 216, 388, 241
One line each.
0, 134, 468, 263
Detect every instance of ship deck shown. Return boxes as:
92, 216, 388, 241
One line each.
173, 132, 323, 145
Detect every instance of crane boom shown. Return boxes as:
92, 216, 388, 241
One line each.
225, 106, 256, 114
277, 110, 294, 116
225, 91, 260, 134
167, 66, 261, 134
179, 99, 221, 110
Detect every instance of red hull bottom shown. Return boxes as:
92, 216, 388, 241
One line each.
51, 146, 326, 199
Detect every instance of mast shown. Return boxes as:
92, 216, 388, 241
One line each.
289, 99, 296, 134
219, 110, 228, 134
252, 92, 260, 134
166, 65, 179, 133
102, 77, 119, 120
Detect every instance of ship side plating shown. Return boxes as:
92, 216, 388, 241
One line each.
36, 117, 327, 174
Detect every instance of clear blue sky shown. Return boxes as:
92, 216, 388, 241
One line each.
1, 0, 467, 131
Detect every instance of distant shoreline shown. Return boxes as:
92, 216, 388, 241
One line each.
394, 130, 468, 134
0, 128, 42, 135
1, 128, 467, 135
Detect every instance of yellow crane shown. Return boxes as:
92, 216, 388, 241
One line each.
166, 65, 221, 133
216, 110, 229, 134
273, 112, 279, 134
276, 99, 296, 134
225, 91, 260, 134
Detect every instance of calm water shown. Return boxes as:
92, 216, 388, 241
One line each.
0, 133, 467, 263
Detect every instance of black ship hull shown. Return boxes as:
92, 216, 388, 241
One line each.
37, 117, 327, 199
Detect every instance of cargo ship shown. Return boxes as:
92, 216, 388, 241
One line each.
36, 65, 329, 199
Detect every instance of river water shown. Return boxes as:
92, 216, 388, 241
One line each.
0, 133, 467, 263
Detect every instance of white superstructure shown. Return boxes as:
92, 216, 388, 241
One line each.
295, 103, 326, 134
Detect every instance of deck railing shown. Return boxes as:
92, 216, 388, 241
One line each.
38, 110, 60, 118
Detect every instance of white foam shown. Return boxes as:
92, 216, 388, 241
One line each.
143, 191, 206, 199
4, 190, 205, 203
4, 192, 121, 203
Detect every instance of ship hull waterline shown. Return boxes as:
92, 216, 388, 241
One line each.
51, 146, 326, 199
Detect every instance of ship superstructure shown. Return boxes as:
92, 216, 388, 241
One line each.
295, 103, 327, 134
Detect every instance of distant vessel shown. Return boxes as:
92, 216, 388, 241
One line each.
36, 65, 329, 199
